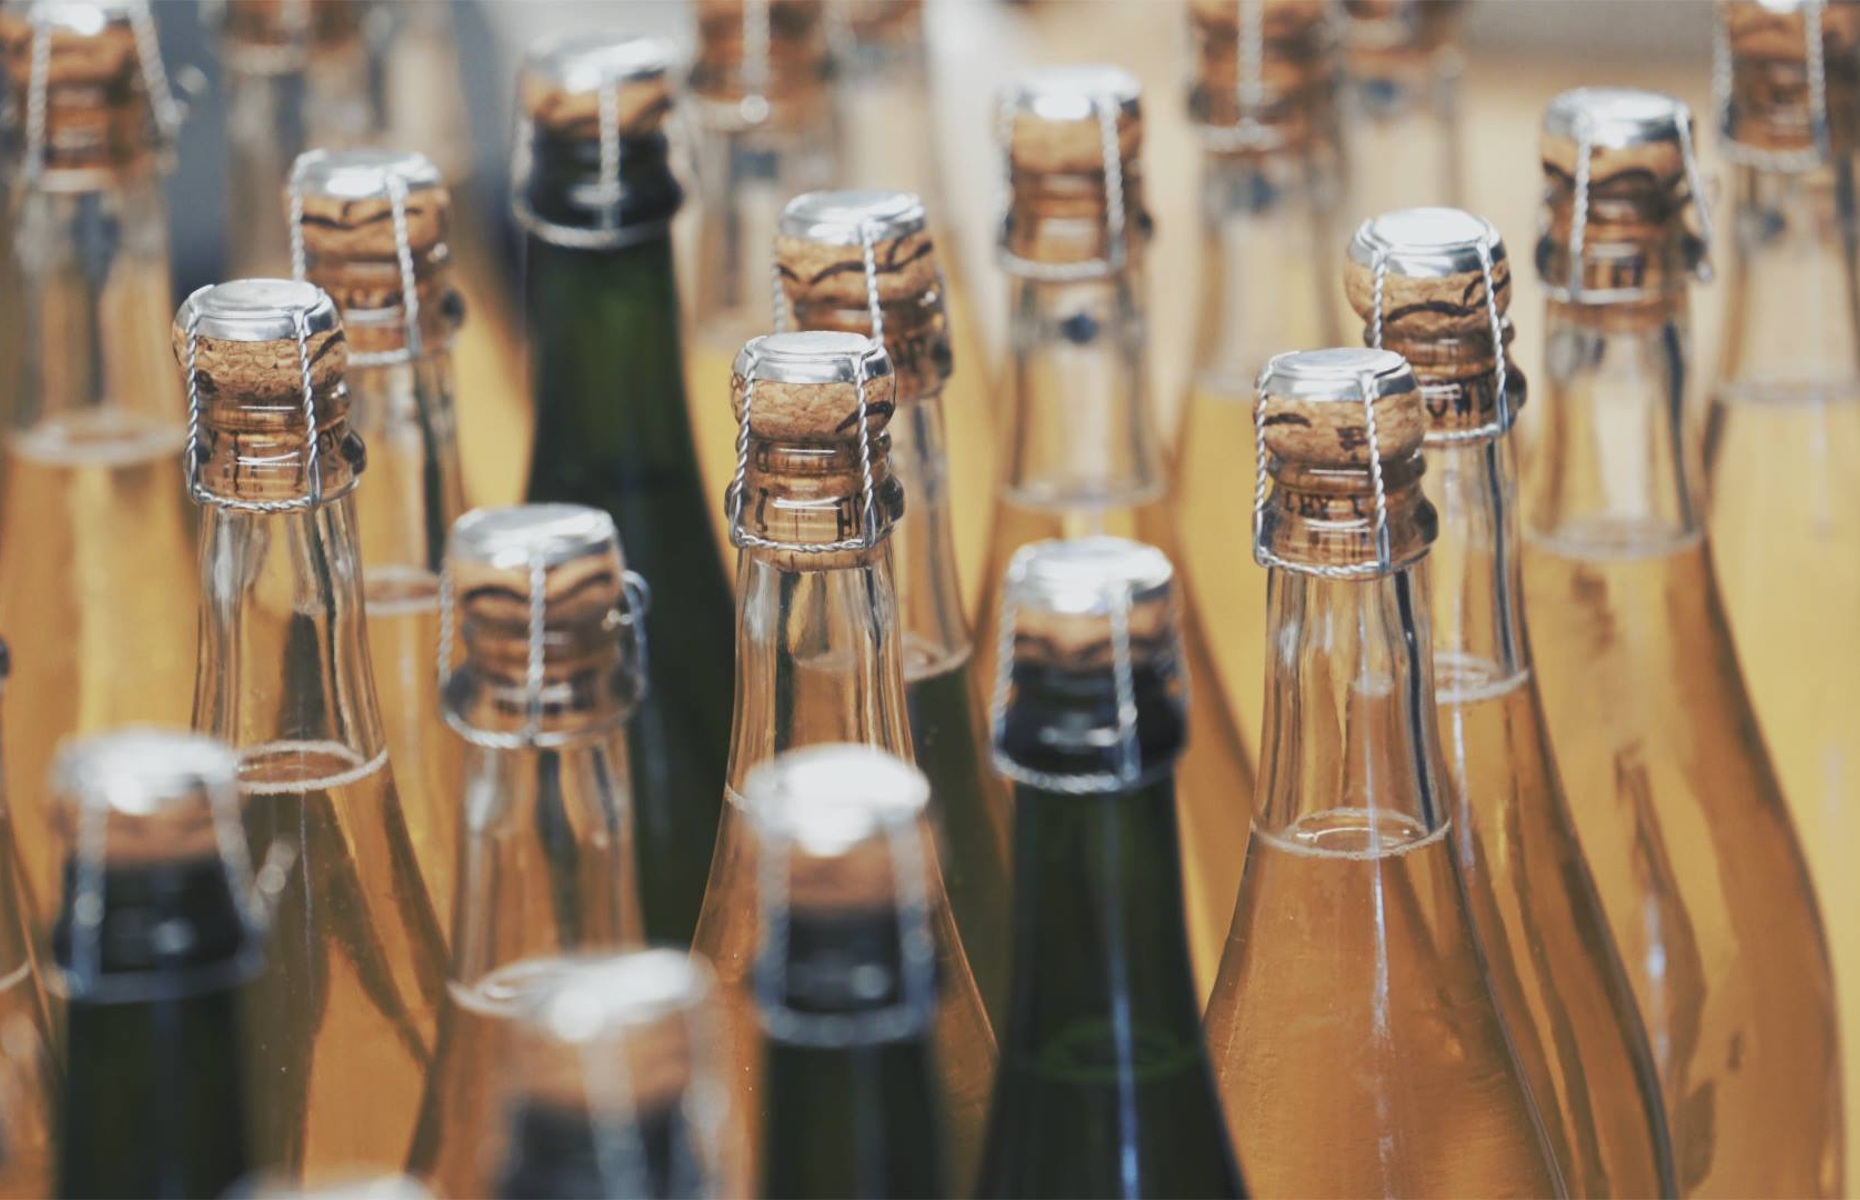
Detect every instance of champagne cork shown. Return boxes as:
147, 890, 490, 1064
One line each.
518, 31, 675, 141
1004, 535, 1181, 675
1187, 0, 1337, 141
1000, 65, 1150, 267
217, 0, 364, 56
776, 190, 951, 401
0, 0, 156, 175
51, 728, 244, 869
690, 0, 831, 118
1722, 0, 1860, 156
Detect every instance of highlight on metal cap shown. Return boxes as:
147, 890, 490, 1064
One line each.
3, 0, 138, 35
1349, 206, 1504, 278
521, 29, 674, 94
733, 329, 893, 386
53, 727, 239, 820
292, 147, 443, 200
1543, 86, 1692, 148
1004, 536, 1175, 624
448, 504, 623, 578
1258, 346, 1413, 400
1000, 63, 1142, 124
175, 278, 339, 343
524, 948, 717, 1046
744, 744, 929, 857
778, 189, 926, 244
227, 1170, 436, 1200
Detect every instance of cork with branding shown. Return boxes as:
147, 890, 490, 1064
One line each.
520, 63, 673, 141
297, 174, 459, 356
777, 230, 951, 399
1724, 0, 1860, 154
0, 7, 153, 172
1345, 248, 1512, 342
454, 545, 631, 684
1539, 132, 1701, 299
1260, 372, 1425, 470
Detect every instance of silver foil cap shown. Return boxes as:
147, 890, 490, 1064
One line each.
778, 189, 926, 244
53, 728, 240, 821
1348, 206, 1504, 278
521, 30, 674, 96
293, 147, 443, 200
4, 0, 137, 33
1258, 346, 1414, 400
175, 278, 339, 343
1001, 63, 1142, 123
449, 504, 625, 577
526, 950, 716, 1043
744, 745, 930, 856
1543, 86, 1690, 149
1005, 536, 1175, 624
734, 330, 893, 386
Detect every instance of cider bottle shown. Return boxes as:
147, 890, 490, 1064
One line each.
977, 537, 1245, 1199
1348, 207, 1674, 1197
213, 0, 374, 277
0, 0, 197, 924
0, 639, 52, 1199
748, 745, 950, 1199
1204, 347, 1562, 1199
1524, 86, 1841, 1196
1339, 1, 1466, 221
691, 331, 994, 1189
513, 33, 736, 944
684, 0, 841, 558
174, 279, 448, 1180
1708, 6, 1860, 1174
288, 147, 466, 938
1175, 0, 1343, 766
830, 0, 995, 600
774, 188, 1012, 1025
405, 504, 650, 1198
982, 65, 1254, 997
494, 951, 741, 1199
49, 728, 257, 1200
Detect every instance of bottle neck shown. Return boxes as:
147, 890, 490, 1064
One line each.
835, 35, 943, 210
1526, 297, 1702, 552
348, 356, 466, 580
53, 853, 255, 999
1717, 160, 1860, 399
725, 553, 914, 797
1256, 565, 1449, 838
518, 130, 683, 237
1342, 46, 1461, 219
1423, 435, 1530, 688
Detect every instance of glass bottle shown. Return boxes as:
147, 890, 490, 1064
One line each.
1524, 87, 1842, 1197
1349, 207, 1674, 1197
977, 537, 1245, 1200
692, 330, 995, 1189
176, 278, 448, 1180
684, 0, 841, 560
982, 65, 1254, 997
289, 147, 466, 938
1709, 5, 1860, 1175
1174, 0, 1344, 768
1204, 347, 1561, 1198
747, 745, 950, 1199
513, 33, 736, 945
829, 0, 995, 601
0, 638, 52, 1199
1338, 0, 1466, 223
0, 0, 198, 925
49, 728, 257, 1200
214, 0, 374, 277
494, 950, 740, 1200
406, 503, 650, 1199
774, 188, 1012, 1025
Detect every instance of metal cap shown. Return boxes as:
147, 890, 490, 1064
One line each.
521, 29, 673, 94
448, 504, 621, 576
778, 189, 926, 245
53, 727, 239, 819
1543, 86, 1690, 148
3, 0, 137, 34
1006, 537, 1174, 621
175, 279, 339, 343
525, 949, 716, 1045
744, 745, 929, 857
1000, 64, 1142, 124
293, 148, 443, 200
1259, 346, 1414, 399
1348, 207, 1504, 278
734, 330, 893, 386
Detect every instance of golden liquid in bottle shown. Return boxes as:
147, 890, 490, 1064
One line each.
1524, 525, 1843, 1198
0, 956, 52, 1198
1436, 655, 1671, 1198
977, 492, 1252, 999
0, 411, 196, 919
1204, 807, 1560, 1200
238, 740, 447, 1180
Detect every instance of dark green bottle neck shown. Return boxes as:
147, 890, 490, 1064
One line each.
52, 853, 258, 1003
519, 130, 683, 234
496, 1100, 708, 1200
758, 904, 937, 1043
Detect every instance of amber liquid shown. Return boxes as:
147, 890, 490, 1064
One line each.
1204, 808, 1559, 1199
0, 957, 53, 1198
1524, 527, 1842, 1197
238, 741, 447, 1180
0, 413, 196, 920
977, 493, 1252, 1000
1436, 657, 1671, 1197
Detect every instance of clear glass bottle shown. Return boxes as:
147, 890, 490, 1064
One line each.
1708, 5, 1860, 1175
214, 0, 375, 278
176, 279, 448, 1180
406, 503, 650, 1198
774, 188, 1012, 1025
748, 745, 950, 1199
978, 538, 1245, 1199
1338, 0, 1466, 223
1205, 347, 1562, 1198
692, 331, 995, 1190
1174, 0, 1344, 767
1350, 207, 1674, 1197
493, 950, 741, 1199
684, 0, 842, 564
49, 728, 257, 1200
0, 640, 52, 1200
981, 65, 1254, 997
290, 147, 467, 938
1524, 87, 1842, 1197
513, 33, 737, 945
0, 0, 198, 925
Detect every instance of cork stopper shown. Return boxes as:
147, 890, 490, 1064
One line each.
1187, 0, 1338, 144
1003, 537, 1179, 678
51, 727, 246, 869
216, 0, 365, 65
689, 0, 831, 122
0, 0, 161, 176
1723, 0, 1860, 157
776, 190, 951, 401
292, 149, 460, 358
1257, 347, 1435, 573
729, 331, 902, 570
1000, 65, 1149, 267
517, 31, 675, 141
171, 279, 363, 507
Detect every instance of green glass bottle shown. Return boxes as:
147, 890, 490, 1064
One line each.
978, 537, 1246, 1200
50, 729, 258, 1200
748, 745, 949, 1200
512, 34, 735, 944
